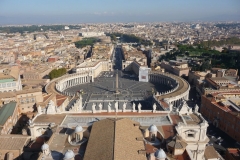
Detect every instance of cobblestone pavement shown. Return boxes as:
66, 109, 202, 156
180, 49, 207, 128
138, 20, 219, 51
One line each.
64, 71, 171, 110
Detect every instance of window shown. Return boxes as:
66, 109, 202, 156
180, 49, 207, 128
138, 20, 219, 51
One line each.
188, 134, 194, 138
22, 108, 24, 110
142, 76, 146, 79
7, 83, 11, 87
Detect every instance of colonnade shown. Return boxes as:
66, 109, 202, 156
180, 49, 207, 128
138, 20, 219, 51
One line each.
55, 72, 93, 93
149, 74, 178, 88
150, 71, 190, 110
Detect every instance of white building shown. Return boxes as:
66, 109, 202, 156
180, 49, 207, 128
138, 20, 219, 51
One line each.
0, 67, 22, 93
79, 32, 105, 38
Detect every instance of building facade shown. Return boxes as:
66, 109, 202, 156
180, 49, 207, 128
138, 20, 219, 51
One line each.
0, 67, 22, 93
0, 102, 19, 135
201, 91, 240, 142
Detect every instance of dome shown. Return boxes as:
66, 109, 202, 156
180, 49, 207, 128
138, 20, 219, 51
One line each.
148, 124, 158, 132
154, 149, 166, 159
74, 125, 83, 133
41, 143, 49, 150
64, 150, 75, 160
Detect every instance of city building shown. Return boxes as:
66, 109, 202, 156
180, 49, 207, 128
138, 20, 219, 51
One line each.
0, 102, 19, 134
120, 45, 150, 82
84, 118, 146, 160
225, 148, 240, 160
16, 88, 44, 113
0, 66, 22, 93
26, 101, 220, 160
201, 91, 240, 142
23, 66, 53, 80
189, 68, 240, 97
160, 60, 190, 77
0, 134, 30, 160
79, 32, 105, 38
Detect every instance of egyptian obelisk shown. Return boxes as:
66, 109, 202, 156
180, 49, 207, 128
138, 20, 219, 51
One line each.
116, 69, 119, 94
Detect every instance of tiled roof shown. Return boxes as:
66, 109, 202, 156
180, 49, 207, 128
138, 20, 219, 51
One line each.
0, 101, 17, 126
84, 118, 146, 160
84, 118, 115, 160
204, 146, 220, 159
114, 118, 145, 160
158, 125, 175, 139
0, 134, 29, 150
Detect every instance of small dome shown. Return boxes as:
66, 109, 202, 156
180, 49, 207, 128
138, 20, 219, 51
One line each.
154, 149, 166, 159
64, 150, 75, 160
75, 125, 83, 133
148, 124, 158, 132
41, 143, 49, 150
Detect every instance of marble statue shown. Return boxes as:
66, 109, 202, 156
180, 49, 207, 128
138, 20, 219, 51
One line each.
132, 102, 136, 112
46, 100, 56, 114
108, 102, 111, 113
153, 103, 156, 112
92, 103, 96, 113
115, 101, 118, 112
194, 104, 199, 112
37, 105, 42, 114
99, 103, 102, 112
138, 103, 142, 113
123, 102, 127, 112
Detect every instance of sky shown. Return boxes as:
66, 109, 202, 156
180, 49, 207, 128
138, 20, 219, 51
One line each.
0, 0, 240, 25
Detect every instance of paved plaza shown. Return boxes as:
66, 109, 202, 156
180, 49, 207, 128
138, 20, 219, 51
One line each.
64, 70, 171, 110
64, 46, 171, 111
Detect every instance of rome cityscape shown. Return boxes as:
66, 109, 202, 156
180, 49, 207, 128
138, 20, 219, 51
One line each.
0, 0, 240, 160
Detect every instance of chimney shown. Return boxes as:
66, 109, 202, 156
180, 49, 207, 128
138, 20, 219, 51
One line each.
138, 150, 146, 155
136, 137, 143, 141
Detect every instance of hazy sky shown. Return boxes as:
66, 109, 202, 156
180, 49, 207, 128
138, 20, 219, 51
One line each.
0, 0, 240, 25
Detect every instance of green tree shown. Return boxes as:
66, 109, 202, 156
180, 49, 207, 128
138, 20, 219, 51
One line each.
49, 68, 67, 80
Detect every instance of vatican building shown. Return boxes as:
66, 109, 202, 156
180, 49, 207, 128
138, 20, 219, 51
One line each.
21, 42, 221, 160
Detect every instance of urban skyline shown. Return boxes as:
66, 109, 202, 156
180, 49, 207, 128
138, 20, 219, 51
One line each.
0, 0, 240, 25
1, 1, 240, 160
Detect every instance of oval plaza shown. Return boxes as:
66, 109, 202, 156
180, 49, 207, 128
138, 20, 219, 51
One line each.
33, 43, 219, 160
49, 45, 190, 112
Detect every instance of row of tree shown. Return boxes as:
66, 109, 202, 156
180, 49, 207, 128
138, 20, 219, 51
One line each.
74, 38, 98, 48
198, 37, 240, 48
49, 68, 67, 80
0, 25, 81, 34
160, 43, 240, 75
106, 33, 153, 46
